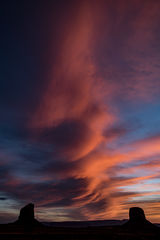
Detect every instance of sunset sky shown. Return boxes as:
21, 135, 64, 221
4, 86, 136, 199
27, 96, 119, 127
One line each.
1, 0, 160, 223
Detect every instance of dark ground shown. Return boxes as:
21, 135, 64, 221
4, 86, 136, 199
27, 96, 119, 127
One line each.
0, 224, 160, 240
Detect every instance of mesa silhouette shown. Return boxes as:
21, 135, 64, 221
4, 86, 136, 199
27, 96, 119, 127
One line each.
0, 203, 160, 240
123, 206, 157, 230
15, 203, 41, 226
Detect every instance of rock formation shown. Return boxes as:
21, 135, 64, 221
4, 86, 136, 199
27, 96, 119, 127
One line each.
15, 203, 41, 226
123, 207, 157, 230
129, 207, 146, 222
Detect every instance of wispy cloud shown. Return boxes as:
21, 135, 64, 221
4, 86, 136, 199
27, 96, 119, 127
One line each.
1, 0, 160, 223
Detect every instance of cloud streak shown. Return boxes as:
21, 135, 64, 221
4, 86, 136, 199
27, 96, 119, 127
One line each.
1, 0, 160, 223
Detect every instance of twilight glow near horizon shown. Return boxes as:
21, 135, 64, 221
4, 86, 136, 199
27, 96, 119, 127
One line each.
1, 0, 160, 223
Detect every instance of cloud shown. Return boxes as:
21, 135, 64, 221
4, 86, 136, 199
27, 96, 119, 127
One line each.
40, 119, 102, 161
1, 0, 160, 222
0, 197, 7, 201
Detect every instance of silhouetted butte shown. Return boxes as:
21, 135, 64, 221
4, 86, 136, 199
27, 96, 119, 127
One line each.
123, 207, 157, 230
15, 203, 41, 226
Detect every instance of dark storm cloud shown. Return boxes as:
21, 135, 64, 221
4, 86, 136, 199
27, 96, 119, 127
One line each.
85, 198, 109, 214
0, 172, 88, 208
41, 119, 91, 148
41, 158, 79, 179
39, 119, 95, 160
41, 177, 87, 207
0, 197, 7, 201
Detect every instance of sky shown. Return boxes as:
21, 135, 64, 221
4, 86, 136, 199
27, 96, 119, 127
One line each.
1, 0, 160, 223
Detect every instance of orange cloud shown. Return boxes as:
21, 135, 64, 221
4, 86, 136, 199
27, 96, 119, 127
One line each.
25, 0, 160, 221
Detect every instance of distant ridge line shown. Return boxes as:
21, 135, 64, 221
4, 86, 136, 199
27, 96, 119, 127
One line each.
42, 219, 128, 228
